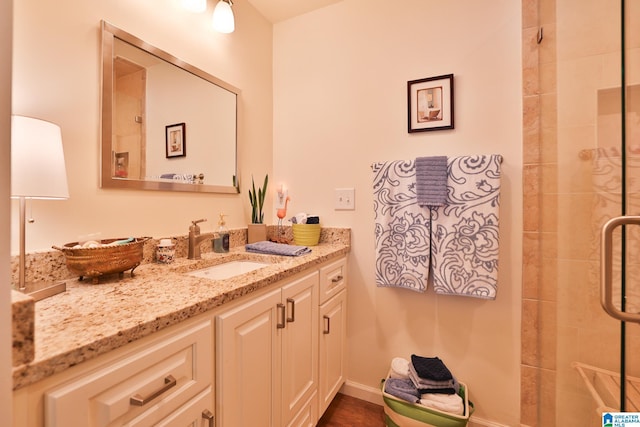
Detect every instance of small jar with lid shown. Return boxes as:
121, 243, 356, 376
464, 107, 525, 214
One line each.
156, 238, 176, 264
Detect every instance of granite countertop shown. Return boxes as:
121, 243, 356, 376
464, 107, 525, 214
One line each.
12, 242, 349, 390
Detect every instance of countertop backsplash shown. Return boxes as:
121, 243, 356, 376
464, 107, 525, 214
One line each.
10, 225, 349, 285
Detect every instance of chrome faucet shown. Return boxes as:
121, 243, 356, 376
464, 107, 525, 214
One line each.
188, 219, 216, 260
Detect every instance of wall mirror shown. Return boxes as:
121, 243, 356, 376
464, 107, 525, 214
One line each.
101, 21, 240, 193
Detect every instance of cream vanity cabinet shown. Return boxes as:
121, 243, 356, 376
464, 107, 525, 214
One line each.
318, 258, 347, 415
13, 314, 215, 427
216, 270, 319, 427
216, 256, 348, 427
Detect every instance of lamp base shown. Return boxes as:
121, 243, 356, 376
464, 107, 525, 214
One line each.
18, 281, 67, 302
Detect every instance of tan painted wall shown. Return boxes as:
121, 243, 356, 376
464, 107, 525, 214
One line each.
272, 1, 523, 424
11, 0, 273, 253
11, 0, 523, 425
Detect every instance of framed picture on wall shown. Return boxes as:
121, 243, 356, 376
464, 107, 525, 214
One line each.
166, 122, 186, 158
407, 74, 454, 133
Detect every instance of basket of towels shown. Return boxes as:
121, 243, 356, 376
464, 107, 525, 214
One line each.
381, 355, 474, 427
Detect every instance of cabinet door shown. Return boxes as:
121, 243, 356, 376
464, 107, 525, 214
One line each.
318, 289, 347, 415
281, 272, 319, 427
216, 288, 282, 427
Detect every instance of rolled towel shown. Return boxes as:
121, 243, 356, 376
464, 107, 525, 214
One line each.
384, 378, 421, 403
419, 393, 464, 415
245, 241, 311, 257
290, 212, 308, 224
390, 357, 410, 379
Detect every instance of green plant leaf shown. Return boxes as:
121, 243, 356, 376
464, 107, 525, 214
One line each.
248, 174, 268, 224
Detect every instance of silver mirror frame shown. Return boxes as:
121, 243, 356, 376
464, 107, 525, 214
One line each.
100, 20, 240, 194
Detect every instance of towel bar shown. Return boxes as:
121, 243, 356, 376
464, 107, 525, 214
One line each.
370, 154, 503, 169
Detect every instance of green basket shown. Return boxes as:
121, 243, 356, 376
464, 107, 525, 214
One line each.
381, 378, 474, 427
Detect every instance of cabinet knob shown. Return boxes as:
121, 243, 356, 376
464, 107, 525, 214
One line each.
323, 315, 331, 334
331, 275, 343, 283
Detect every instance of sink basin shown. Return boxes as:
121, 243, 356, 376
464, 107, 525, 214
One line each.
186, 260, 270, 280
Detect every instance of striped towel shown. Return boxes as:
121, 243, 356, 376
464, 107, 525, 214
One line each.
415, 156, 448, 207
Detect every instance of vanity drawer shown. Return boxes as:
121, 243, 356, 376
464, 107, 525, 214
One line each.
44, 318, 213, 427
319, 257, 347, 304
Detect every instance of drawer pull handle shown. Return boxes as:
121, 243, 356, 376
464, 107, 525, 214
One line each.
331, 275, 343, 283
129, 375, 177, 406
277, 303, 286, 329
286, 298, 295, 323
323, 315, 330, 334
202, 409, 214, 427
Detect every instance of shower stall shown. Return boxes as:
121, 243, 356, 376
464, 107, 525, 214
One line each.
524, 1, 640, 425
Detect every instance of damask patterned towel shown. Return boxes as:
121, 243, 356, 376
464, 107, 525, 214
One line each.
372, 160, 430, 292
430, 155, 502, 299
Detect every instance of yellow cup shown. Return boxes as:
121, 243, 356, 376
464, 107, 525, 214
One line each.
292, 224, 321, 246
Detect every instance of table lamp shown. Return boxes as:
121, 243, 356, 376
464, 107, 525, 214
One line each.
11, 115, 69, 300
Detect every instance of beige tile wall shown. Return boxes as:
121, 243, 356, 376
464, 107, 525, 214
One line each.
522, 0, 640, 425
522, 0, 557, 425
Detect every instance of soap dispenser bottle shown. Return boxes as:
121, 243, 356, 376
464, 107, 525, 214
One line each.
213, 213, 229, 253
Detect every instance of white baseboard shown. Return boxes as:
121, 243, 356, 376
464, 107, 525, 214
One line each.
467, 418, 511, 427
339, 380, 511, 427
340, 379, 384, 406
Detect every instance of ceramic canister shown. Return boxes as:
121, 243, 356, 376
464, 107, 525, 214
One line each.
156, 238, 176, 264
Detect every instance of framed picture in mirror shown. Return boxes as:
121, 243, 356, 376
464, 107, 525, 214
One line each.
166, 122, 186, 158
407, 74, 454, 133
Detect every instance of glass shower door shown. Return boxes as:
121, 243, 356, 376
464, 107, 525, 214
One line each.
554, 1, 640, 425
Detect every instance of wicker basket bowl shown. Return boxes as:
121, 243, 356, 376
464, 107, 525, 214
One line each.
53, 237, 150, 284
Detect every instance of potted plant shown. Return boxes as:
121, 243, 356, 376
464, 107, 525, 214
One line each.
247, 174, 268, 243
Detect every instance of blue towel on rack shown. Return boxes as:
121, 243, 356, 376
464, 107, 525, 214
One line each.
415, 156, 448, 207
245, 241, 311, 257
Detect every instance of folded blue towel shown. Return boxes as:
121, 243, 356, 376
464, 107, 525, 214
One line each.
384, 378, 421, 403
415, 156, 448, 207
245, 241, 311, 257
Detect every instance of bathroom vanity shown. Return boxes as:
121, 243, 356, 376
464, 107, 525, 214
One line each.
11, 239, 349, 427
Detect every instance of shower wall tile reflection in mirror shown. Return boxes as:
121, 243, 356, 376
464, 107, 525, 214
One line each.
101, 21, 240, 194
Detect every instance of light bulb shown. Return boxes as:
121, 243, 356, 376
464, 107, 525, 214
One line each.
212, 0, 235, 33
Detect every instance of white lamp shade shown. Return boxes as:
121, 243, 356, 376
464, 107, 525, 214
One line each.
181, 0, 206, 13
11, 115, 69, 199
212, 0, 235, 33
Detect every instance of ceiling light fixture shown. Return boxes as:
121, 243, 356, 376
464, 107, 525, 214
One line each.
181, 0, 207, 13
212, 0, 235, 33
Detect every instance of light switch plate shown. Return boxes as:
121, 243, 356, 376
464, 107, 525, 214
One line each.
335, 188, 355, 210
